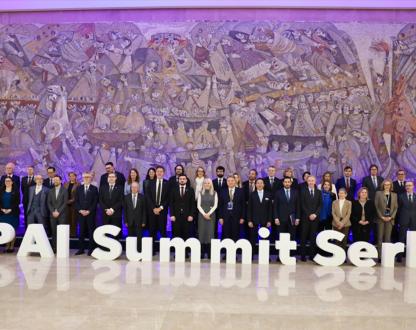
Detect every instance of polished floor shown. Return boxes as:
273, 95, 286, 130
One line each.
1, 252, 416, 330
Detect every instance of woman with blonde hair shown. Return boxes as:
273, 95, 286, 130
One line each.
318, 171, 338, 199
193, 167, 206, 200
233, 172, 243, 188
196, 178, 218, 258
351, 187, 375, 243
331, 188, 352, 250
374, 178, 398, 258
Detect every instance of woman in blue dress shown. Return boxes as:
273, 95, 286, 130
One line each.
0, 177, 20, 253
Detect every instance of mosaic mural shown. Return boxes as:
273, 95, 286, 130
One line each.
0, 21, 415, 181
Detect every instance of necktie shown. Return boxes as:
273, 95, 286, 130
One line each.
373, 177, 377, 188
85, 185, 88, 195
133, 194, 137, 208
219, 179, 222, 187
285, 189, 290, 201
270, 177, 274, 185
250, 182, 254, 192
409, 194, 413, 203
109, 185, 113, 198
229, 189, 234, 201
346, 178, 350, 190
50, 178, 53, 186
310, 189, 314, 198
28, 177, 32, 185
156, 180, 162, 205
181, 186, 184, 197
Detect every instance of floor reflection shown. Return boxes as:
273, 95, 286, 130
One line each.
0, 255, 413, 305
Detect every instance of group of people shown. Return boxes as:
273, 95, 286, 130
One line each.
0, 161, 415, 263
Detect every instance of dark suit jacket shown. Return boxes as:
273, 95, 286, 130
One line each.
218, 187, 245, 220
0, 174, 20, 192
169, 186, 195, 219
167, 175, 190, 193
398, 192, 416, 226
0, 188, 20, 216
27, 185, 49, 218
350, 199, 375, 226
300, 187, 322, 220
247, 190, 273, 226
361, 175, 384, 200
99, 171, 126, 188
335, 177, 357, 201
393, 181, 407, 195
99, 185, 123, 219
75, 184, 98, 215
263, 176, 282, 197
21, 176, 36, 208
242, 180, 256, 202
145, 179, 169, 213
43, 177, 55, 189
213, 177, 228, 193
274, 188, 300, 222
47, 186, 68, 221
123, 193, 146, 227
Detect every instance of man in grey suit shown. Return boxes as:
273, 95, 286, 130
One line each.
27, 175, 50, 228
123, 182, 146, 250
47, 175, 68, 252
397, 181, 416, 262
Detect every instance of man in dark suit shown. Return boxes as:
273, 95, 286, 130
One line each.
43, 166, 56, 189
47, 175, 68, 252
335, 166, 357, 201
361, 164, 384, 201
219, 176, 245, 241
393, 169, 407, 242
247, 178, 272, 252
298, 171, 311, 192
99, 162, 126, 188
263, 165, 282, 198
397, 181, 416, 262
27, 175, 49, 228
99, 172, 123, 235
146, 165, 169, 251
212, 166, 228, 192
274, 176, 300, 241
299, 175, 322, 261
242, 169, 257, 239
75, 172, 99, 256
21, 165, 36, 227
0, 162, 20, 191
123, 181, 146, 250
167, 164, 190, 193
169, 174, 195, 240
212, 166, 227, 239
393, 169, 407, 195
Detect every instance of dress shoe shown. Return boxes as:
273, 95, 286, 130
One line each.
75, 250, 85, 256
87, 250, 94, 256
300, 256, 307, 262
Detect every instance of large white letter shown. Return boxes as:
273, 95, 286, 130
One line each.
258, 227, 270, 265
57, 225, 70, 258
17, 224, 54, 258
210, 239, 252, 264
91, 225, 122, 261
0, 223, 15, 245
126, 237, 153, 262
347, 241, 377, 267
159, 237, 201, 263
314, 230, 346, 266
275, 233, 297, 266
381, 242, 405, 268
406, 231, 416, 268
